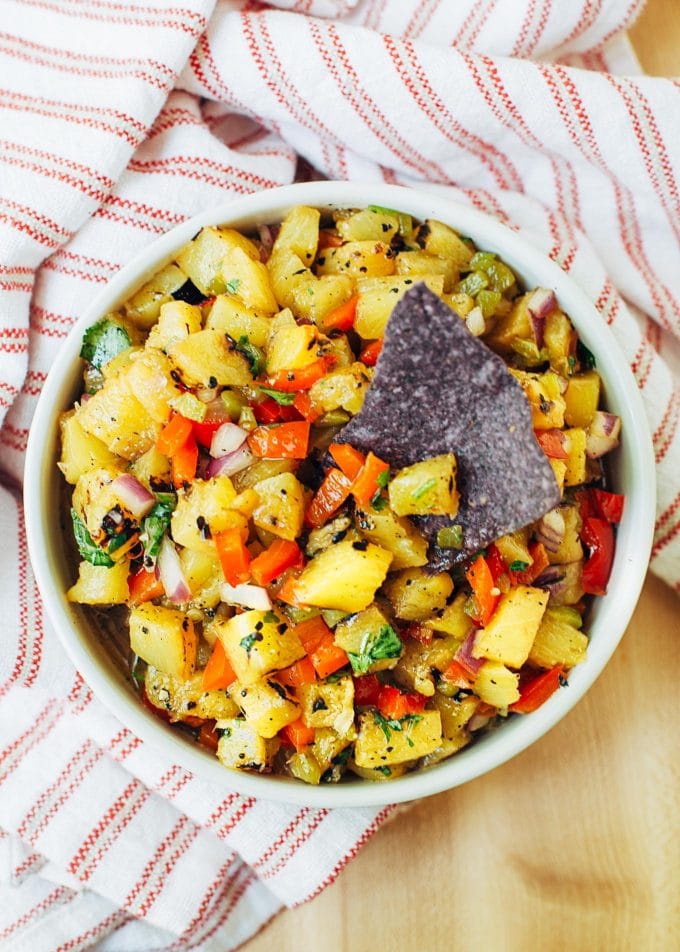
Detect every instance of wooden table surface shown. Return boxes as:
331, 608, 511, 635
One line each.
247, 5, 680, 950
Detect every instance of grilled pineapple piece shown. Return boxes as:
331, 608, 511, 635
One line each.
293, 539, 393, 613
216, 719, 279, 772
510, 369, 566, 430
423, 592, 473, 639
175, 226, 257, 297
383, 567, 454, 622
354, 275, 445, 339
77, 373, 160, 459
169, 329, 252, 388
334, 605, 401, 673
265, 321, 326, 374
170, 476, 242, 551
419, 694, 479, 766
355, 505, 428, 570
252, 472, 306, 542
395, 249, 457, 292
414, 219, 473, 269
67, 560, 129, 604
308, 363, 371, 416
388, 454, 459, 517
392, 635, 460, 697
335, 207, 400, 243
474, 661, 520, 707
298, 677, 355, 734
144, 667, 239, 721
529, 608, 588, 669
206, 295, 271, 347
58, 410, 121, 484
147, 300, 202, 352
473, 585, 549, 669
564, 371, 601, 428
129, 604, 197, 680
215, 609, 305, 685
315, 240, 395, 279
228, 678, 300, 738
354, 710, 442, 767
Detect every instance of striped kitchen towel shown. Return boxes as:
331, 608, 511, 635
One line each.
1, 0, 678, 948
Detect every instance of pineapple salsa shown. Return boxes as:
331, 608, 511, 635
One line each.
60, 205, 624, 784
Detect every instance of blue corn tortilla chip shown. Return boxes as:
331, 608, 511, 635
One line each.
337, 284, 561, 571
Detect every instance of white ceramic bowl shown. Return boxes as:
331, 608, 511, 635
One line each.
25, 182, 656, 807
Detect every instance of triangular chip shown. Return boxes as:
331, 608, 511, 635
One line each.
337, 285, 561, 571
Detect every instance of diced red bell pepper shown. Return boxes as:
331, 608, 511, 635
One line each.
323, 295, 358, 332
535, 428, 568, 459
329, 442, 365, 481
305, 468, 352, 528
253, 398, 285, 424
377, 685, 427, 720
280, 717, 315, 751
403, 623, 434, 645
214, 527, 251, 586
441, 659, 476, 688
128, 567, 165, 605
510, 541, 550, 586
171, 432, 198, 489
351, 451, 390, 506
250, 539, 303, 586
293, 616, 332, 654
248, 422, 310, 459
276, 656, 317, 688
202, 639, 237, 691
510, 665, 564, 713
192, 416, 226, 449
578, 488, 625, 524
353, 674, 382, 706
359, 339, 383, 367
580, 516, 614, 595
156, 413, 193, 456
266, 357, 334, 393
308, 632, 349, 679
485, 544, 507, 585
466, 554, 499, 627
292, 391, 321, 422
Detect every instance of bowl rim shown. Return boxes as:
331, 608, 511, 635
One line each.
24, 181, 656, 807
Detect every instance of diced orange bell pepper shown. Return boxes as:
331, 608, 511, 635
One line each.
322, 294, 358, 332
248, 421, 310, 459
171, 432, 198, 489
308, 633, 349, 679
292, 391, 321, 422
276, 572, 305, 607
202, 639, 237, 691
157, 413, 193, 456
509, 665, 564, 713
266, 358, 334, 393
128, 567, 164, 605
293, 616, 332, 654
305, 468, 352, 528
377, 685, 427, 720
250, 539, 303, 586
280, 717, 315, 751
466, 554, 499, 627
360, 339, 383, 366
276, 656, 317, 688
510, 541, 550, 585
318, 229, 344, 250
329, 442, 366, 481
441, 659, 476, 688
535, 428, 568, 460
214, 527, 251, 586
351, 451, 390, 506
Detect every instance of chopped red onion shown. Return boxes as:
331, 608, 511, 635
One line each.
454, 629, 485, 675
157, 536, 191, 604
220, 582, 272, 611
111, 474, 156, 520
209, 422, 248, 459
536, 508, 566, 552
466, 306, 485, 338
527, 288, 556, 349
206, 444, 254, 479
586, 411, 621, 459
533, 565, 567, 591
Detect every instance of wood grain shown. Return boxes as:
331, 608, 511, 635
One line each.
246, 5, 680, 948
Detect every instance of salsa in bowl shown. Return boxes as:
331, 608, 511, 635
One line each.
25, 182, 655, 807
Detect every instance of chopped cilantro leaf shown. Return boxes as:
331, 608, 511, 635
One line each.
509, 559, 530, 572
411, 478, 437, 500
141, 496, 176, 565
70, 509, 114, 567
80, 318, 131, 371
376, 468, 390, 489
374, 765, 392, 776
372, 711, 403, 743
259, 387, 296, 405
226, 278, 241, 295
577, 340, 596, 370
348, 624, 403, 675
370, 490, 388, 511
239, 632, 262, 656
236, 335, 264, 377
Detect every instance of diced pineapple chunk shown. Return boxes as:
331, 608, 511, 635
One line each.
485, 292, 533, 355
493, 529, 532, 567
414, 219, 473, 269
129, 446, 171, 491
215, 609, 305, 685
334, 605, 401, 673
265, 322, 326, 374
298, 677, 355, 734
316, 240, 395, 278
473, 585, 549, 669
564, 371, 601, 428
355, 505, 428, 569
221, 246, 278, 314
170, 476, 241, 551
510, 369, 566, 430
420, 694, 479, 766
77, 374, 160, 459
125, 347, 181, 424
383, 567, 453, 622
129, 604, 197, 680
312, 726, 356, 770
544, 310, 573, 376
308, 362, 371, 416
275, 205, 320, 261
388, 454, 459, 517
287, 750, 323, 785
144, 667, 239, 721
563, 428, 587, 486
71, 467, 126, 545
354, 275, 444, 339
67, 560, 130, 604
348, 760, 409, 782
216, 718, 279, 772
354, 710, 442, 767
335, 207, 400, 243
474, 661, 520, 707
124, 263, 188, 329
232, 457, 296, 492
179, 547, 222, 611
423, 591, 474, 639
169, 329, 252, 388
228, 678, 300, 738
293, 539, 393, 613
148, 300, 202, 351
206, 295, 271, 347
395, 250, 457, 292
252, 472, 306, 542
58, 410, 121, 484
176, 226, 257, 297
546, 562, 585, 606
548, 506, 583, 564
529, 608, 588, 669
549, 458, 568, 493
392, 635, 460, 697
